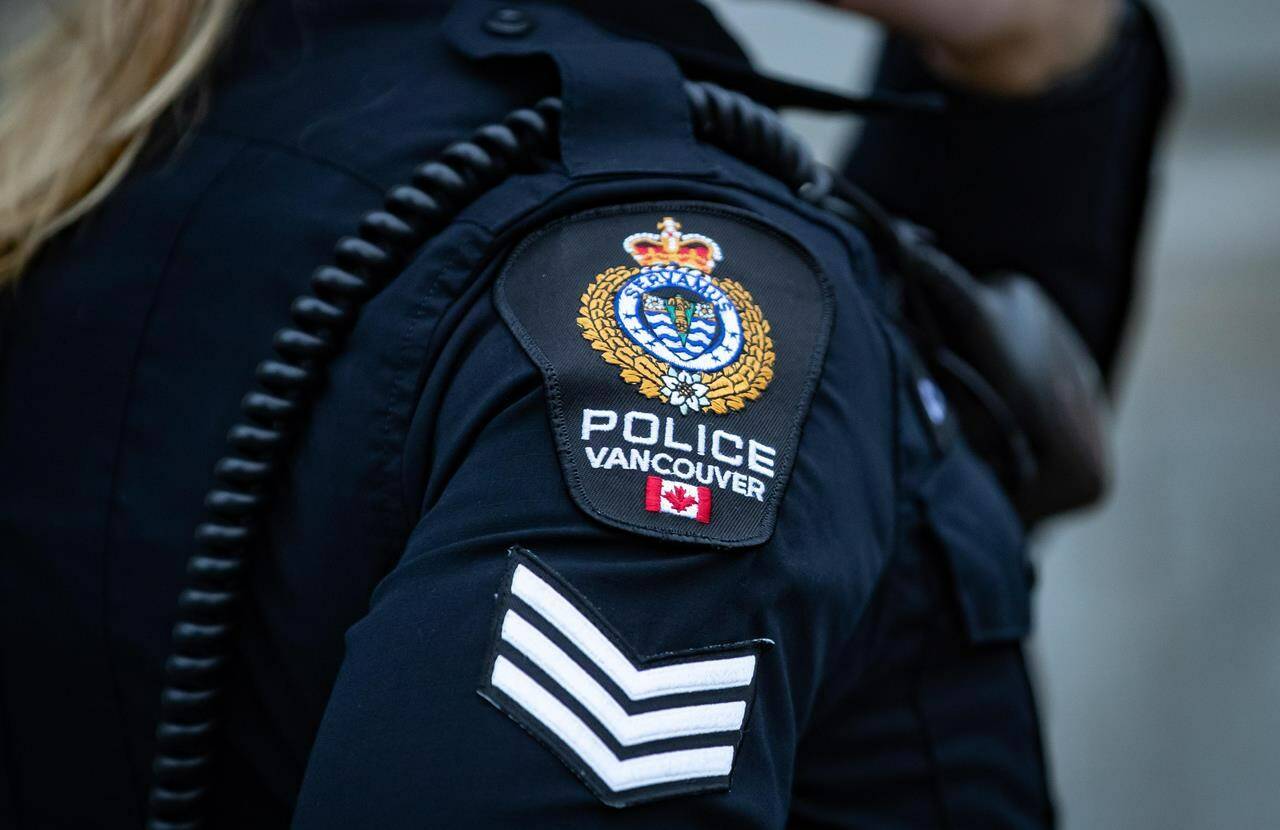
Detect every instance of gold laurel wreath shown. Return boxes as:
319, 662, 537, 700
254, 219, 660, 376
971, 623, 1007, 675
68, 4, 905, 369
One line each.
577, 265, 776, 415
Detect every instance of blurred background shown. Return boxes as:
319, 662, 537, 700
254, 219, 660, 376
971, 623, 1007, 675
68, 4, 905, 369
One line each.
2, 0, 1275, 826
703, 1, 1280, 827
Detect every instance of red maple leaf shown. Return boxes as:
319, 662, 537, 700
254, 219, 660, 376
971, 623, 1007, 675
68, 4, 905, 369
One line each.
663, 486, 698, 513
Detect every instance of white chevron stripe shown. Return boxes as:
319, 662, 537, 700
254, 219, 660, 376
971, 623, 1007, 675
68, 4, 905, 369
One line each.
491, 656, 735, 792
501, 610, 747, 745
511, 564, 756, 699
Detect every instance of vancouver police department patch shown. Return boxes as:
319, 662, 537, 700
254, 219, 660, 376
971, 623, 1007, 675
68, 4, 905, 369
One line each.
495, 202, 831, 547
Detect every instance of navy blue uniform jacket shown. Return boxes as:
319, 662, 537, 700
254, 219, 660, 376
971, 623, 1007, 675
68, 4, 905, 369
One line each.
0, 0, 1170, 826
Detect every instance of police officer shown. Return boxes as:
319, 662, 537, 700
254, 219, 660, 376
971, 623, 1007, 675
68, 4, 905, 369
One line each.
0, 0, 1169, 827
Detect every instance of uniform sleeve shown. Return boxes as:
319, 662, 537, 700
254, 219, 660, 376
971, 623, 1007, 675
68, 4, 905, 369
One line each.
843, 1, 1173, 374
290, 200, 896, 827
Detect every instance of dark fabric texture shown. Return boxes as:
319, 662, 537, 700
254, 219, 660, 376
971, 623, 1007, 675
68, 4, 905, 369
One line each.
843, 1, 1174, 378
0, 0, 1167, 826
791, 329, 1048, 828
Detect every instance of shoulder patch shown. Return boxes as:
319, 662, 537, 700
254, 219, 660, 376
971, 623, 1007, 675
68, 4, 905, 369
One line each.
495, 202, 832, 547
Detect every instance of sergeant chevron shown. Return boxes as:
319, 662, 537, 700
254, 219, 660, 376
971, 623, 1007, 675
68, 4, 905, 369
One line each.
479, 552, 767, 806
580, 408, 776, 502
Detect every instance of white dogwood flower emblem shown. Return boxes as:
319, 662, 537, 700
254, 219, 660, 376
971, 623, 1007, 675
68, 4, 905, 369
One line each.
660, 368, 711, 415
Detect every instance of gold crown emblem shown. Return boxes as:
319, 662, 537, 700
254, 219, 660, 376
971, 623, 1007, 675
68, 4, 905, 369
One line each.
623, 217, 723, 274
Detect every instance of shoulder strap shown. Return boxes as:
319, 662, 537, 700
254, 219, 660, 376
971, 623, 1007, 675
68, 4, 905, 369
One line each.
444, 0, 714, 179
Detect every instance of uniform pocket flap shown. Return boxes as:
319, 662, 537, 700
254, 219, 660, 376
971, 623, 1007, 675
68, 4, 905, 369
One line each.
920, 450, 1030, 644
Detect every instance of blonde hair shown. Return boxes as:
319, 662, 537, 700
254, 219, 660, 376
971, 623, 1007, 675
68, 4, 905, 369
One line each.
0, 0, 243, 287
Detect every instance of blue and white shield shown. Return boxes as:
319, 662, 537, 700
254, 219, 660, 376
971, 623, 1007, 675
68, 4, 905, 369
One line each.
613, 266, 743, 372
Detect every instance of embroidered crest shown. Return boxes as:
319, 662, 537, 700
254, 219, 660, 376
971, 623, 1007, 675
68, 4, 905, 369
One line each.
577, 218, 775, 415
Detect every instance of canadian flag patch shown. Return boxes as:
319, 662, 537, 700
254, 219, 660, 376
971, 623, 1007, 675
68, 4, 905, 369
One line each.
645, 476, 711, 524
